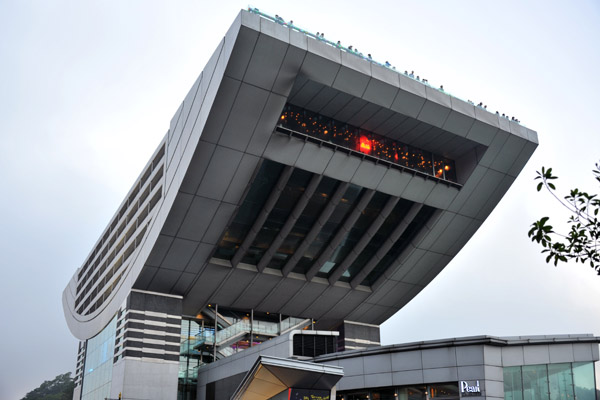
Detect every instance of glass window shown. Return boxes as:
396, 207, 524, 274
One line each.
242, 169, 313, 265
267, 177, 339, 270
548, 363, 574, 400
504, 366, 524, 400
573, 362, 596, 400
371, 388, 397, 400
293, 184, 363, 274
342, 199, 413, 281
522, 365, 550, 400
213, 160, 284, 260
81, 317, 117, 400
361, 205, 436, 286
317, 192, 390, 278
278, 104, 457, 183
430, 383, 459, 399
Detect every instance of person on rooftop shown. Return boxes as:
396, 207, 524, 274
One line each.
385, 61, 391, 67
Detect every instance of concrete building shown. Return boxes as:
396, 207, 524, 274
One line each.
62, 8, 595, 400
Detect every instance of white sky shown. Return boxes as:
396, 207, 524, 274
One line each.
1, 1, 599, 399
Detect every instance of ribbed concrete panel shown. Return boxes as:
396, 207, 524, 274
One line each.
148, 268, 181, 293
321, 290, 371, 321
333, 97, 369, 122
223, 154, 261, 204
263, 133, 304, 166
362, 108, 396, 133
300, 50, 341, 87
171, 271, 196, 296
301, 285, 349, 317
295, 142, 335, 174
259, 16, 290, 45
196, 146, 244, 200
185, 242, 214, 274
257, 277, 305, 311
224, 26, 259, 81
490, 134, 527, 173
350, 162, 387, 189
211, 269, 257, 305
319, 91, 354, 118
161, 238, 199, 272
305, 85, 339, 113
145, 234, 175, 267
279, 282, 328, 316
198, 77, 242, 145
290, 79, 324, 108
202, 202, 237, 245
179, 141, 217, 195
232, 273, 281, 310
177, 196, 221, 242
479, 129, 510, 168
246, 93, 287, 156
134, 266, 158, 290
272, 45, 306, 97
323, 152, 362, 182
362, 78, 399, 109
401, 176, 436, 203
219, 83, 271, 152
333, 65, 371, 98
347, 102, 381, 127
459, 168, 506, 219
424, 183, 459, 210
181, 265, 228, 315
375, 112, 408, 135
161, 193, 194, 236
467, 120, 498, 146
507, 140, 537, 178
430, 213, 473, 255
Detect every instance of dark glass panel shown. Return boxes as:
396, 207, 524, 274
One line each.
371, 388, 397, 400
523, 364, 549, 400
241, 169, 313, 265
361, 206, 437, 286
267, 177, 339, 270
317, 192, 390, 278
504, 366, 524, 400
293, 184, 363, 274
341, 199, 413, 281
213, 160, 284, 260
573, 363, 595, 400
279, 104, 457, 182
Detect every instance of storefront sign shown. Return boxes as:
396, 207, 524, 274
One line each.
460, 380, 481, 395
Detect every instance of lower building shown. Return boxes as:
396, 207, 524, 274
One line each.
198, 332, 600, 400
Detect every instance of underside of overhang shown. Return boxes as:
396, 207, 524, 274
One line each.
231, 356, 343, 400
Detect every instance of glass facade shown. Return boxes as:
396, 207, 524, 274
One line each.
214, 160, 284, 261
81, 317, 117, 400
278, 104, 457, 182
504, 363, 596, 400
339, 383, 459, 400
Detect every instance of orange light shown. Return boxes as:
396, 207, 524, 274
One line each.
324, 130, 328, 134
444, 165, 450, 171
359, 136, 371, 154
280, 115, 285, 120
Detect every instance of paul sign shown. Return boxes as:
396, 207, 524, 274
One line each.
460, 381, 481, 396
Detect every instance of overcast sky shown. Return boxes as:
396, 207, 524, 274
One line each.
2, 1, 600, 399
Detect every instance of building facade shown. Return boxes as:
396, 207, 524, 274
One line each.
60, 8, 581, 400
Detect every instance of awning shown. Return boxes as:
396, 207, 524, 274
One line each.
231, 356, 344, 400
